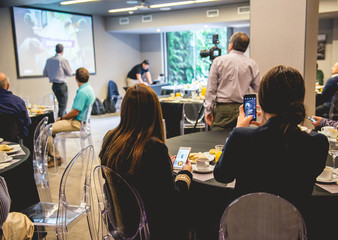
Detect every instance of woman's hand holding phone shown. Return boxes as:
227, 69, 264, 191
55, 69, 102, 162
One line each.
182, 159, 192, 172
237, 105, 265, 128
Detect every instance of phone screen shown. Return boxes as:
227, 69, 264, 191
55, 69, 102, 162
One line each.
244, 94, 257, 121
307, 116, 316, 122
173, 147, 191, 169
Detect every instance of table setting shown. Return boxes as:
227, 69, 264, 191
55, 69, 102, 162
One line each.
0, 141, 26, 171
27, 104, 53, 118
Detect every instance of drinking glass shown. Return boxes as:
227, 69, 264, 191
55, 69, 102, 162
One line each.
215, 145, 223, 163
180, 88, 185, 98
328, 139, 338, 179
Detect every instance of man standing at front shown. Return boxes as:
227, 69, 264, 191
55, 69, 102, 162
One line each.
43, 43, 72, 118
204, 32, 260, 130
48, 67, 95, 167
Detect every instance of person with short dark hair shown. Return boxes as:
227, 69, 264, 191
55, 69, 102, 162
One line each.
43, 43, 72, 117
204, 32, 261, 130
47, 67, 95, 167
0, 72, 31, 142
214, 65, 328, 211
126, 59, 152, 86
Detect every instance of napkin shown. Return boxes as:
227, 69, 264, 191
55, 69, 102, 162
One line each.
0, 159, 21, 170
192, 172, 214, 182
315, 183, 338, 194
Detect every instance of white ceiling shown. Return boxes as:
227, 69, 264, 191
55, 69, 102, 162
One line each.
0, 0, 249, 17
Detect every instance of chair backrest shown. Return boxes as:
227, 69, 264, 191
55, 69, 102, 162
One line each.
33, 116, 48, 152
93, 165, 150, 240
80, 103, 93, 137
40, 93, 58, 121
56, 145, 97, 240
0, 114, 22, 143
183, 103, 204, 124
107, 80, 120, 100
33, 123, 53, 202
219, 192, 307, 240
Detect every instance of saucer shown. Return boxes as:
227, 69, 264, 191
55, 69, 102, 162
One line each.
192, 165, 214, 173
0, 156, 13, 163
316, 176, 337, 184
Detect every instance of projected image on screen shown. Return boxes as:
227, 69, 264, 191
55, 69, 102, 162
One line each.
12, 6, 96, 77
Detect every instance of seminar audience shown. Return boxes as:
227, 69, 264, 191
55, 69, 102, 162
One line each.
0, 72, 31, 143
214, 65, 328, 210
99, 84, 192, 240
48, 67, 95, 167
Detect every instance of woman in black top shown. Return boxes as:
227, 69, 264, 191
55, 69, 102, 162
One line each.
100, 84, 192, 240
214, 65, 328, 210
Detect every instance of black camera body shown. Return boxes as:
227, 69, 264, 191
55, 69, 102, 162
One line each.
200, 34, 221, 61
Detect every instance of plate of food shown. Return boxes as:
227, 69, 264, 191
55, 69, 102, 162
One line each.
0, 156, 13, 164
0, 144, 21, 154
188, 152, 214, 163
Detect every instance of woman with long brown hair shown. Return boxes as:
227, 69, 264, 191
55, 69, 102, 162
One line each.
214, 65, 328, 209
99, 84, 192, 240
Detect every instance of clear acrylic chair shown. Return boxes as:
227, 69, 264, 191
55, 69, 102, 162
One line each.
22, 145, 97, 240
93, 165, 150, 240
33, 116, 49, 150
219, 192, 307, 240
40, 93, 58, 121
33, 123, 53, 203
53, 104, 94, 169
180, 103, 206, 135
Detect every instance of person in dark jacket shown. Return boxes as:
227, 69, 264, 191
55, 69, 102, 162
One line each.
99, 84, 192, 240
214, 65, 328, 211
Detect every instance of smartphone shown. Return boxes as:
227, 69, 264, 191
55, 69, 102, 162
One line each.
243, 94, 257, 121
307, 116, 316, 122
173, 147, 191, 170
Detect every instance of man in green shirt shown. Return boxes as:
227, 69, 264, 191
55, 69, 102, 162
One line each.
48, 67, 95, 167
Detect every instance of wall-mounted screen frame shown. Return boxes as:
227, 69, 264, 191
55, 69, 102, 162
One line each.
11, 6, 96, 78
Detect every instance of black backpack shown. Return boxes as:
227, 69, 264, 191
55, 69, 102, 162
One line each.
103, 98, 116, 113
91, 98, 106, 115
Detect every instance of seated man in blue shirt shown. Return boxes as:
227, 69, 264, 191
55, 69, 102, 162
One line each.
0, 72, 31, 143
48, 67, 95, 167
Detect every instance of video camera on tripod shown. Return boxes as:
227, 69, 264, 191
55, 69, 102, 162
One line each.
200, 34, 221, 61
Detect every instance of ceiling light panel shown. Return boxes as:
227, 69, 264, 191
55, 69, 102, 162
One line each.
60, 0, 99, 5
109, 7, 138, 13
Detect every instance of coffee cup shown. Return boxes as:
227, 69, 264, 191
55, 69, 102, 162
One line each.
321, 126, 335, 136
196, 157, 210, 170
0, 152, 8, 161
318, 166, 333, 181
328, 128, 338, 139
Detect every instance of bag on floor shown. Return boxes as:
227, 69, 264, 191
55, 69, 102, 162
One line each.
91, 98, 106, 115
103, 98, 116, 113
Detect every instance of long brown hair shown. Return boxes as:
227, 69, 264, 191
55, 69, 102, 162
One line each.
258, 65, 305, 135
99, 84, 165, 175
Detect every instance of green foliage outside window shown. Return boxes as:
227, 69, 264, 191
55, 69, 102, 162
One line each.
167, 28, 228, 84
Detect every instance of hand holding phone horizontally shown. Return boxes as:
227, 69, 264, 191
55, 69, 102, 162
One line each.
173, 147, 191, 170
243, 94, 257, 121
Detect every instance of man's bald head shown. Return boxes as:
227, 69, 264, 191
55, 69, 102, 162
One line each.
332, 62, 338, 75
0, 73, 9, 90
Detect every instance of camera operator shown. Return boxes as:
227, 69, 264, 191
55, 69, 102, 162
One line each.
204, 32, 261, 130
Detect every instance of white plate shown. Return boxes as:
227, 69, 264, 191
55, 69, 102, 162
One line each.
0, 145, 21, 155
192, 165, 214, 173
0, 138, 3, 143
316, 176, 337, 184
202, 152, 215, 161
0, 156, 13, 163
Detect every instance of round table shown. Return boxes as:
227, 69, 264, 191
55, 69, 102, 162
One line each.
0, 142, 40, 212
166, 130, 338, 239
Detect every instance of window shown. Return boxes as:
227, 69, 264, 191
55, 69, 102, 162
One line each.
166, 28, 228, 84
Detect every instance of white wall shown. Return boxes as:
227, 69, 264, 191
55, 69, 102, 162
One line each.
0, 8, 141, 111
140, 33, 162, 81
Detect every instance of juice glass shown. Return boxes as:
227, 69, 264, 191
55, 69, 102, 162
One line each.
215, 145, 223, 162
